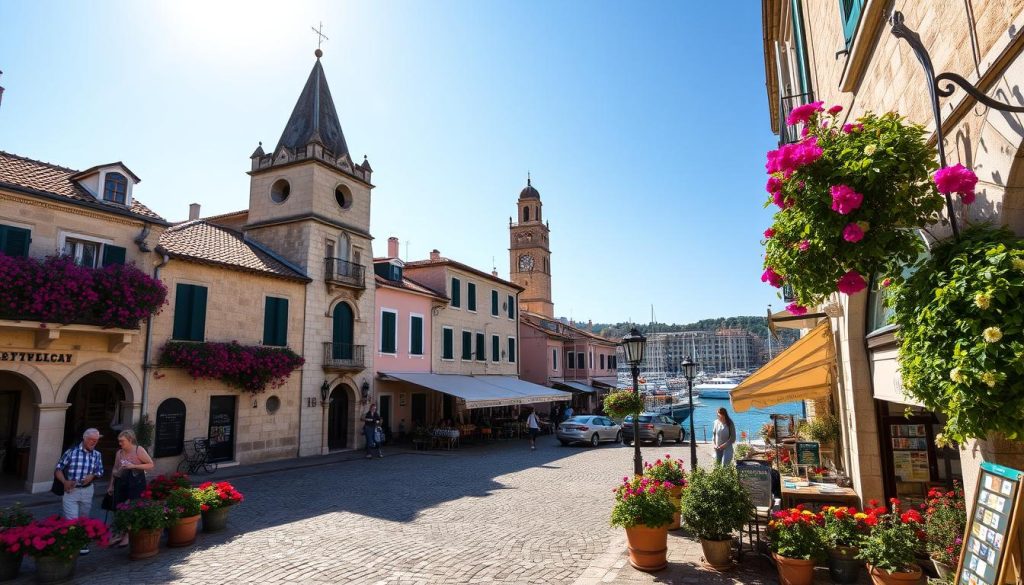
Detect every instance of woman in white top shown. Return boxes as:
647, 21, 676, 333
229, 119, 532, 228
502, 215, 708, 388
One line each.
712, 407, 736, 466
526, 408, 541, 451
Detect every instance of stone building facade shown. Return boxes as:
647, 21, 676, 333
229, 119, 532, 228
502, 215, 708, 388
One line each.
762, 0, 1024, 504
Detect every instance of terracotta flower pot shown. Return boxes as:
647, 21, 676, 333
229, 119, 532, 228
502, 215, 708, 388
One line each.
167, 514, 200, 547
828, 546, 862, 584
867, 563, 922, 585
772, 552, 816, 585
700, 538, 733, 570
33, 552, 77, 584
129, 528, 162, 560
668, 485, 682, 531
202, 506, 231, 533
624, 524, 668, 572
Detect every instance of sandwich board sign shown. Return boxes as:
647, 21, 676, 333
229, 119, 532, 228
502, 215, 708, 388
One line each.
955, 462, 1024, 585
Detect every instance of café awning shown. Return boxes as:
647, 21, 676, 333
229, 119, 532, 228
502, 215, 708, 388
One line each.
554, 381, 598, 394
731, 321, 835, 412
379, 373, 571, 409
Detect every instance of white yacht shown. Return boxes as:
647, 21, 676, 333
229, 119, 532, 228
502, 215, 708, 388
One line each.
692, 376, 740, 399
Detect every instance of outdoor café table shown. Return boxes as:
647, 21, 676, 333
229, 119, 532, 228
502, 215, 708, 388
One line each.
780, 478, 859, 510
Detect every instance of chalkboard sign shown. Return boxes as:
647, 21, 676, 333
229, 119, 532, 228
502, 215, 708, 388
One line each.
736, 461, 774, 508
153, 398, 186, 458
955, 462, 1024, 585
796, 442, 821, 468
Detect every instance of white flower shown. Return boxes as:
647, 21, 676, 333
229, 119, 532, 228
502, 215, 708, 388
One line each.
864, 144, 877, 156
975, 294, 991, 310
949, 367, 966, 384
983, 327, 1003, 343
1014, 257, 1024, 270
982, 372, 998, 388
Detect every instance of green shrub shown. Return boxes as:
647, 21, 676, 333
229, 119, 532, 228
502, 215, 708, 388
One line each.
679, 466, 752, 541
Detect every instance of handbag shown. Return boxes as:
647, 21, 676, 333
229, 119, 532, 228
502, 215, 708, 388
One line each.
50, 478, 64, 497
101, 493, 115, 511
374, 427, 385, 446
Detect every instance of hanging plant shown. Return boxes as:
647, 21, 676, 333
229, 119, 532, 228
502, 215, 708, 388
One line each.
603, 390, 644, 420
158, 341, 304, 394
888, 225, 1024, 443
760, 105, 945, 310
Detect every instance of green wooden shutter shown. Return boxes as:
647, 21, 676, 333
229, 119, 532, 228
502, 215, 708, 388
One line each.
491, 290, 499, 316
467, 283, 476, 311
507, 294, 514, 318
410, 316, 423, 355
0, 225, 31, 257
508, 338, 516, 363
333, 303, 354, 359
476, 333, 485, 361
462, 331, 472, 360
443, 329, 453, 359
172, 284, 193, 340
491, 335, 499, 362
190, 286, 207, 341
382, 311, 397, 353
101, 245, 126, 267
451, 278, 461, 307
839, 0, 863, 48
276, 299, 288, 346
263, 298, 288, 346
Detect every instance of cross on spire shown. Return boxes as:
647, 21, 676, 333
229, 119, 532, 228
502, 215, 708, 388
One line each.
311, 22, 329, 57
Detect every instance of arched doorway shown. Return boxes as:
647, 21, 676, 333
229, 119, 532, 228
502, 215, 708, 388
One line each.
63, 372, 125, 473
333, 303, 355, 359
327, 385, 351, 450
0, 372, 35, 486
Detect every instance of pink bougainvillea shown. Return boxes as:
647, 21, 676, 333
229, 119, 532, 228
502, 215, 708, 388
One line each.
0, 254, 166, 329
786, 101, 824, 126
798, 240, 811, 252
830, 184, 864, 215
786, 303, 808, 316
841, 123, 863, 134
763, 228, 775, 239
933, 164, 978, 196
836, 270, 868, 295
842, 223, 865, 243
159, 341, 304, 394
761, 267, 784, 288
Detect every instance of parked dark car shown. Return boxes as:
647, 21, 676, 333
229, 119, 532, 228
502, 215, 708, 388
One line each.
621, 412, 684, 446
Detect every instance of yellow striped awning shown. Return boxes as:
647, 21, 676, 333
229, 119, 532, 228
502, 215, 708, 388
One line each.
731, 321, 835, 412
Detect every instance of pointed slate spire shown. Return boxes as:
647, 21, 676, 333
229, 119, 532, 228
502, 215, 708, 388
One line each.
275, 54, 349, 157
250, 141, 265, 158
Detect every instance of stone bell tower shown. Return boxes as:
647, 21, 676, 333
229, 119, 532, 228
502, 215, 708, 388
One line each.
509, 176, 553, 317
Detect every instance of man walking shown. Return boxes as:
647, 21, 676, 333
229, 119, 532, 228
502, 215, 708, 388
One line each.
55, 428, 104, 555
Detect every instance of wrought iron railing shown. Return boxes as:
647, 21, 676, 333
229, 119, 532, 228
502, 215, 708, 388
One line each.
324, 257, 365, 288
778, 91, 815, 145
323, 342, 366, 369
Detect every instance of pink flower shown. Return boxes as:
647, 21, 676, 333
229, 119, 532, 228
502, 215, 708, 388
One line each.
798, 240, 810, 252
772, 191, 791, 210
761, 267, 784, 288
842, 123, 863, 134
830, 184, 864, 215
786, 303, 808, 316
828, 105, 843, 115
933, 164, 978, 196
763, 228, 775, 239
766, 176, 782, 195
881, 278, 892, 288
837, 270, 868, 295
786, 101, 824, 126
842, 223, 864, 243
961, 191, 977, 205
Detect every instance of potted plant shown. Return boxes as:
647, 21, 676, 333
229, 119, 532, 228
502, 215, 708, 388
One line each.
166, 487, 203, 547
603, 390, 644, 421
113, 499, 170, 560
679, 466, 752, 570
925, 484, 966, 580
859, 499, 926, 584
196, 481, 244, 532
610, 475, 677, 572
767, 507, 826, 585
643, 455, 686, 530
1, 516, 108, 583
144, 472, 192, 500
821, 506, 869, 583
0, 504, 32, 581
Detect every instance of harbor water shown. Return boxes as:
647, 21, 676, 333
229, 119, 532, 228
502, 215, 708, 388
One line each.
684, 396, 805, 444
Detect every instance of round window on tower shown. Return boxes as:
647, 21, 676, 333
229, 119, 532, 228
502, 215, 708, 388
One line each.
270, 179, 291, 203
335, 184, 352, 209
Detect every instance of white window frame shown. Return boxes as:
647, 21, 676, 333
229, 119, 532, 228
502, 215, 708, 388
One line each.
441, 326, 455, 361
98, 168, 133, 207
379, 308, 399, 356
408, 313, 425, 357
58, 231, 112, 268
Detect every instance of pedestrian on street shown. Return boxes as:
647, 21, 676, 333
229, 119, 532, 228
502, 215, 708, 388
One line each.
54, 428, 104, 555
363, 403, 382, 459
563, 405, 574, 421
526, 407, 541, 451
712, 407, 736, 466
107, 430, 154, 547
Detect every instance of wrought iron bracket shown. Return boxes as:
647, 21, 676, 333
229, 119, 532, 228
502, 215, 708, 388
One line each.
889, 10, 1024, 239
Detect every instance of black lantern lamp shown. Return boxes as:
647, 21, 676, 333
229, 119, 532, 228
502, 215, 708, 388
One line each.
361, 381, 370, 403
680, 356, 698, 471
320, 381, 330, 405
620, 327, 646, 476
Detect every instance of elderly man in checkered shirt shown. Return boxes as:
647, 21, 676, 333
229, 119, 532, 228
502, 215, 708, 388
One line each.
54, 428, 104, 555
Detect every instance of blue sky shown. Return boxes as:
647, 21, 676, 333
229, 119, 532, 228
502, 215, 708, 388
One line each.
0, 1, 780, 325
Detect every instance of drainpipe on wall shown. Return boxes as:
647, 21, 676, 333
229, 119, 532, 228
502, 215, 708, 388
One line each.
515, 291, 521, 377
141, 254, 170, 417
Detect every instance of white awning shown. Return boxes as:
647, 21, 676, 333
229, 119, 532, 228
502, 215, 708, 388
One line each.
379, 373, 571, 409
554, 381, 598, 394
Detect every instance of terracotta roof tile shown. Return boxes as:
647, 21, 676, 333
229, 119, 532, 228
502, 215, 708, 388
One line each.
374, 273, 448, 300
0, 151, 165, 221
158, 220, 310, 282
404, 256, 524, 291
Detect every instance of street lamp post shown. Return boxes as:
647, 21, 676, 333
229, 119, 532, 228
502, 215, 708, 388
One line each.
621, 328, 647, 476
680, 357, 698, 471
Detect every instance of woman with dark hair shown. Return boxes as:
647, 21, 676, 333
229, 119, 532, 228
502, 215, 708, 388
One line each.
712, 407, 736, 465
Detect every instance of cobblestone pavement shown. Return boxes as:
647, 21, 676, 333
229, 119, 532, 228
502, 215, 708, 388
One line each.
8, 438, 809, 584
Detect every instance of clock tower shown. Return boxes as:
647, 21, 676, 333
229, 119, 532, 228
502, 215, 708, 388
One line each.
509, 176, 554, 317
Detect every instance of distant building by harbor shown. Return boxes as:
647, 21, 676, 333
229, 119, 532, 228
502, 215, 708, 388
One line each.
616, 328, 790, 382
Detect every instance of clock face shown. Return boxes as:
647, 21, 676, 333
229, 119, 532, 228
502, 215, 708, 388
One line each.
518, 254, 535, 272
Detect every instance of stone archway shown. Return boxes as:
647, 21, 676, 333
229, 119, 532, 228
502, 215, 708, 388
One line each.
63, 372, 126, 472
0, 369, 45, 489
